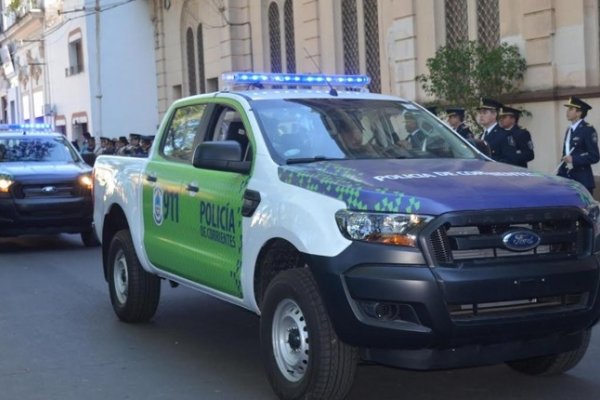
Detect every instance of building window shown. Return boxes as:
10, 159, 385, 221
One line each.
340, 0, 381, 92
284, 0, 295, 73
67, 39, 84, 76
342, 0, 359, 75
197, 24, 206, 93
477, 0, 499, 49
363, 0, 380, 93
268, 2, 282, 73
186, 27, 197, 95
445, 0, 468, 47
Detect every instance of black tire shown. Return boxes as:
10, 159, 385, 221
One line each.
81, 229, 100, 247
260, 268, 358, 400
107, 229, 161, 322
506, 329, 591, 375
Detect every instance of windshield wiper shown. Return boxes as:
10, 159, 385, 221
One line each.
286, 156, 346, 164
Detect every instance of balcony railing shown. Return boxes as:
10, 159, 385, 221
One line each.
3, 0, 44, 31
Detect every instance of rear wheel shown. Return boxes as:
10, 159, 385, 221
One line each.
260, 268, 358, 400
107, 229, 160, 322
506, 329, 591, 375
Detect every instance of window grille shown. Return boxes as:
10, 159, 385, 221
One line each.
197, 24, 206, 93
477, 0, 499, 49
186, 28, 197, 95
284, 0, 296, 73
268, 2, 282, 73
363, 0, 380, 93
342, 0, 359, 75
445, 0, 468, 47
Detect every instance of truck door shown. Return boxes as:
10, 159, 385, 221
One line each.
176, 103, 251, 297
143, 102, 209, 276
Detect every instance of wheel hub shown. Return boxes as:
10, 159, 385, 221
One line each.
113, 249, 129, 304
272, 298, 309, 382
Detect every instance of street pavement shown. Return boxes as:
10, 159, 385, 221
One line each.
1, 234, 600, 400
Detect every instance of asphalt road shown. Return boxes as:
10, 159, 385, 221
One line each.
1, 234, 600, 400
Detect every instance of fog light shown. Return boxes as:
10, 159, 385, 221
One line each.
358, 300, 420, 324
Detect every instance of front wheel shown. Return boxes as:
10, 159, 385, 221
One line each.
506, 329, 591, 375
260, 268, 358, 400
107, 229, 161, 322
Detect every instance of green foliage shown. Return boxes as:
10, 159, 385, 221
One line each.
416, 41, 527, 117
7, 0, 22, 13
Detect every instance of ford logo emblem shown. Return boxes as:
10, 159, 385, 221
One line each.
41, 186, 57, 194
502, 229, 541, 252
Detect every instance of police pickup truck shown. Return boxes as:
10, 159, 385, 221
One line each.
93, 72, 600, 400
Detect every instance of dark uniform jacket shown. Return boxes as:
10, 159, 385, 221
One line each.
456, 123, 473, 140
557, 120, 600, 191
503, 125, 535, 168
481, 123, 511, 163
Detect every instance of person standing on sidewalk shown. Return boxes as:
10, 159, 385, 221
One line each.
558, 96, 600, 195
498, 106, 535, 168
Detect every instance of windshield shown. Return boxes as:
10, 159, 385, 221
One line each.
0, 136, 80, 163
252, 98, 479, 164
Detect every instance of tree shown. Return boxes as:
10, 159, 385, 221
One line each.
416, 41, 527, 121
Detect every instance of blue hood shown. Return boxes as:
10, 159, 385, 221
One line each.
278, 159, 594, 215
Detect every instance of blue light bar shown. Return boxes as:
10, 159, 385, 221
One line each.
222, 72, 371, 89
0, 123, 52, 131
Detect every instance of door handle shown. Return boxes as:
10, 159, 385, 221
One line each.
186, 183, 199, 192
146, 174, 157, 182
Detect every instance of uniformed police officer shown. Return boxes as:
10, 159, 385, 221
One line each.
138, 135, 154, 157
477, 98, 510, 162
124, 133, 143, 156
446, 107, 473, 139
558, 96, 600, 194
498, 106, 535, 168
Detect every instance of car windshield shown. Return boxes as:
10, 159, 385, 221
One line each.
0, 135, 80, 163
252, 98, 479, 164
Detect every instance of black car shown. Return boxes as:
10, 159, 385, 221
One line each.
0, 128, 97, 246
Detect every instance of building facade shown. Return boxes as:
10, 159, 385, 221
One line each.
0, 0, 159, 144
150, 0, 600, 177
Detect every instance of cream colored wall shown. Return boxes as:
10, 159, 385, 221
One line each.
151, 0, 600, 177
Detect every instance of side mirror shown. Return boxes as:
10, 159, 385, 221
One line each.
192, 141, 251, 174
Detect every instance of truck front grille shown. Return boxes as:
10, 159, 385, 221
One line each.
424, 208, 592, 267
13, 182, 78, 199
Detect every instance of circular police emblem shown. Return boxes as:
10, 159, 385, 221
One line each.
502, 229, 541, 252
153, 186, 164, 226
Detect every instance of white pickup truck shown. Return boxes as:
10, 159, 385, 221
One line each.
93, 72, 600, 400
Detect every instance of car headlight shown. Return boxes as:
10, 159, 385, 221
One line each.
79, 174, 93, 190
584, 202, 600, 234
335, 210, 434, 247
0, 175, 13, 193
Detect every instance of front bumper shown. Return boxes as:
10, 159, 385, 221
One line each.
306, 241, 600, 369
0, 195, 93, 236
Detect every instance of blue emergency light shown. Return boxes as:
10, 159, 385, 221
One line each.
0, 123, 52, 131
222, 72, 371, 90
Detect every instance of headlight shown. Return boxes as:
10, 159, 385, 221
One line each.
0, 175, 13, 193
335, 210, 433, 247
79, 174, 93, 190
584, 202, 600, 234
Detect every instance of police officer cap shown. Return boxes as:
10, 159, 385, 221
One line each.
446, 107, 465, 118
118, 136, 128, 143
477, 98, 503, 111
141, 135, 154, 143
129, 133, 141, 140
100, 136, 109, 141
425, 106, 438, 115
564, 96, 592, 112
498, 106, 521, 117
